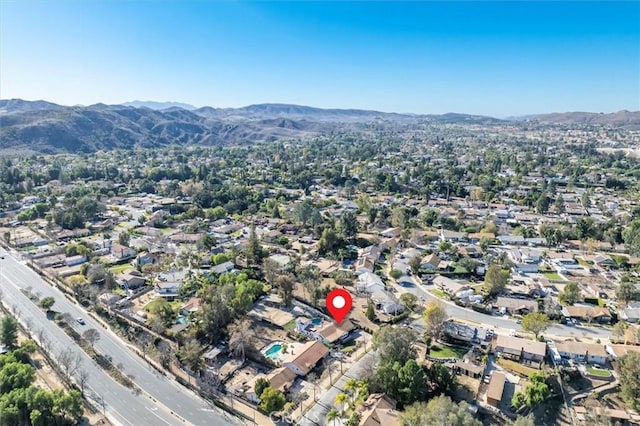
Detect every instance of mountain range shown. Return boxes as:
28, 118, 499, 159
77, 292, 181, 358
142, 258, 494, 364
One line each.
0, 99, 638, 154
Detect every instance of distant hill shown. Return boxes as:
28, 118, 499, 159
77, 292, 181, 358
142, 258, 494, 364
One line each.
0, 99, 64, 114
517, 110, 640, 127
13, 98, 633, 154
121, 100, 197, 110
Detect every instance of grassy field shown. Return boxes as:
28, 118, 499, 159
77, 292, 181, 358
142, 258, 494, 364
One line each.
576, 258, 591, 268
587, 366, 611, 377
497, 358, 539, 378
429, 344, 468, 359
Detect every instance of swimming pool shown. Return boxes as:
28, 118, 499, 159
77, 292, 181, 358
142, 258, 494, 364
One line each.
176, 316, 187, 324
264, 343, 283, 359
311, 317, 323, 326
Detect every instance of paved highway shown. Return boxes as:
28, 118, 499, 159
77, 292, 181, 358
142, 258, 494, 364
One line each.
396, 277, 612, 340
0, 247, 239, 426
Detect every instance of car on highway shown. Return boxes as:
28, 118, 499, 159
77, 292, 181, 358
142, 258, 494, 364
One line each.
76, 317, 86, 325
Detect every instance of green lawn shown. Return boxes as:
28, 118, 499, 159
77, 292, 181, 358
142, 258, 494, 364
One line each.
541, 272, 563, 281
497, 358, 539, 378
587, 366, 611, 377
429, 344, 468, 359
284, 319, 297, 331
429, 289, 449, 299
576, 258, 591, 268
109, 264, 131, 275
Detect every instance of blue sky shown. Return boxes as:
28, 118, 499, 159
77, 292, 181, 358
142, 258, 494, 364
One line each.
1, 1, 638, 116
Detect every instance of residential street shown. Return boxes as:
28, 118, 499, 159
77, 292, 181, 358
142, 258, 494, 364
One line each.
0, 247, 239, 426
395, 276, 612, 340
298, 351, 376, 426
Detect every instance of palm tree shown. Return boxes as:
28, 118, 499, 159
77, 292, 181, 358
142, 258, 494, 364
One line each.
326, 408, 340, 426
344, 378, 358, 407
335, 392, 349, 416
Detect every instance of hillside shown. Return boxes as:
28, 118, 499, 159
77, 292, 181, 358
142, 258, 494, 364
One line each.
523, 110, 640, 127
0, 99, 508, 153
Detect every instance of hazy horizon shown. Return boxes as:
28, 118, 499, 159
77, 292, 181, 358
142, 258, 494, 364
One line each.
2, 2, 639, 116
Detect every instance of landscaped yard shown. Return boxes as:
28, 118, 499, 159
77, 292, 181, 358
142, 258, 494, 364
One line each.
587, 366, 611, 377
497, 358, 539, 378
429, 344, 468, 359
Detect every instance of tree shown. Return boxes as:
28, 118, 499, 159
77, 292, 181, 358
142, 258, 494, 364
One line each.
389, 269, 402, 280
76, 368, 90, 395
372, 326, 417, 365
612, 321, 629, 343
228, 319, 254, 361
521, 312, 550, 339
339, 211, 359, 240
157, 340, 175, 369
399, 396, 481, 426
178, 338, 204, 374
57, 348, 81, 378
118, 231, 130, 247
254, 377, 269, 400
425, 362, 457, 397
275, 274, 295, 307
617, 281, 639, 305
326, 408, 341, 426
484, 264, 509, 296
422, 300, 448, 341
259, 387, 286, 413
82, 328, 100, 348
536, 194, 551, 214
375, 359, 427, 407
559, 281, 581, 305
366, 299, 376, 321
400, 293, 418, 312
409, 254, 422, 275
524, 372, 549, 406
39, 297, 55, 310
618, 351, 640, 410
623, 219, 640, 256
335, 392, 349, 415
0, 317, 19, 349
509, 414, 535, 426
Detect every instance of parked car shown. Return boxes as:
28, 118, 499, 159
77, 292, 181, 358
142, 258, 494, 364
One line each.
76, 318, 86, 325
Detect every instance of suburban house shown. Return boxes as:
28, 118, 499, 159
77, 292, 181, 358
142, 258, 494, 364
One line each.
380, 227, 402, 238
497, 235, 525, 245
493, 335, 547, 364
282, 341, 329, 376
295, 318, 355, 344
118, 270, 147, 289
433, 276, 470, 298
371, 290, 404, 315
421, 253, 441, 270
210, 261, 236, 275
65, 254, 88, 267
180, 297, 201, 316
134, 251, 157, 266
246, 367, 297, 403
111, 244, 137, 260
554, 341, 609, 366
357, 272, 385, 294
453, 361, 483, 379
486, 372, 506, 407
355, 257, 376, 275
496, 297, 539, 315
619, 302, 640, 323
562, 305, 612, 323
440, 229, 466, 242
358, 393, 400, 426
155, 281, 182, 298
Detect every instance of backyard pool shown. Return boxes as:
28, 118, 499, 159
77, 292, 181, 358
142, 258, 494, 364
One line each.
311, 317, 323, 326
263, 342, 283, 359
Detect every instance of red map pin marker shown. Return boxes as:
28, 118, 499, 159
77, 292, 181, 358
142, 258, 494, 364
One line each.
326, 288, 352, 325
